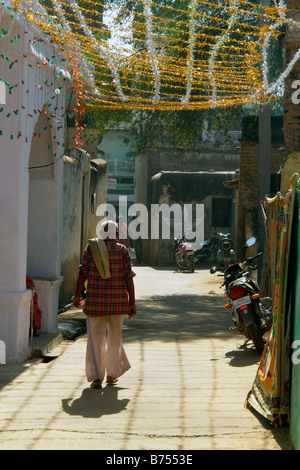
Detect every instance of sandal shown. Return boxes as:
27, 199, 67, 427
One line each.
90, 380, 102, 389
106, 377, 118, 385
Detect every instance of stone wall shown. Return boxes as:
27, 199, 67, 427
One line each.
135, 136, 241, 239
145, 142, 240, 184
59, 152, 107, 307
143, 170, 238, 265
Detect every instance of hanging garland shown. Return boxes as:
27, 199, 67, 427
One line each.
1, 0, 299, 123
0, 3, 75, 145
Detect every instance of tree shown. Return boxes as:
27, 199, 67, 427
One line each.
51, 0, 284, 153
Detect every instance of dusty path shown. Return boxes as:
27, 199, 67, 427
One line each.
0, 266, 291, 450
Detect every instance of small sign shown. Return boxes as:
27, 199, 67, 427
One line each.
108, 178, 117, 190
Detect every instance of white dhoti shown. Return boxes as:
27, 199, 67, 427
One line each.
85, 315, 131, 382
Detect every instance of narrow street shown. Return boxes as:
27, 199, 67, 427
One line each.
0, 266, 291, 450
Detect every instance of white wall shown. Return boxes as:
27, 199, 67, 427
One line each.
59, 153, 88, 307
0, 5, 72, 360
27, 113, 62, 279
59, 153, 108, 307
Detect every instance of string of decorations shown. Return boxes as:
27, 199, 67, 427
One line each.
1, 0, 300, 133
0, 2, 78, 146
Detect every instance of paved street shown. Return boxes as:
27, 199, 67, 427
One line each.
0, 266, 291, 450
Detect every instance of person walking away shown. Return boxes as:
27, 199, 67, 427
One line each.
118, 215, 130, 247
73, 220, 136, 389
130, 211, 143, 264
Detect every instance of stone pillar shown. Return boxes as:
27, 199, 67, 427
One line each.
0, 14, 35, 361
0, 136, 32, 361
0, 8, 71, 360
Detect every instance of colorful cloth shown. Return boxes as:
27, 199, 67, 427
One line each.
79, 239, 135, 317
246, 176, 299, 424
88, 237, 111, 279
26, 275, 42, 332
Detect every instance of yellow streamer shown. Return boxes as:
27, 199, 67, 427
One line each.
11, 0, 286, 111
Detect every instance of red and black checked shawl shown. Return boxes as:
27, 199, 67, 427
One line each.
79, 239, 135, 317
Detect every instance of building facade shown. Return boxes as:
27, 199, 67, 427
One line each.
0, 3, 72, 361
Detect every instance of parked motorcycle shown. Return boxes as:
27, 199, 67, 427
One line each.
172, 238, 196, 272
195, 231, 236, 267
215, 232, 236, 268
172, 231, 236, 272
210, 237, 273, 354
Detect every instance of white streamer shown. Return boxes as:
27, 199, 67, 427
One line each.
69, 0, 128, 102
182, 0, 197, 104
208, 0, 240, 108
51, 0, 102, 99
143, 0, 160, 104
264, 0, 300, 98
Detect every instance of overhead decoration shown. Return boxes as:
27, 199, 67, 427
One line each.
6, 0, 300, 113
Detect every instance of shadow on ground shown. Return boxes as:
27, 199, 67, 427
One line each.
123, 293, 242, 343
247, 406, 292, 450
62, 386, 130, 418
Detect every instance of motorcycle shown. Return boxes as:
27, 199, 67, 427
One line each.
172, 231, 236, 272
210, 237, 273, 354
172, 237, 196, 272
215, 232, 236, 268
195, 231, 236, 267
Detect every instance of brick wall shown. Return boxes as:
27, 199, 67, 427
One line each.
283, 1, 300, 152
238, 117, 287, 242
240, 142, 287, 211
239, 117, 287, 211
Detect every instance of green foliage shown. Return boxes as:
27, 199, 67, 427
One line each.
90, 104, 244, 154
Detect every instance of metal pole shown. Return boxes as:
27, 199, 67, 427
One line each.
258, 0, 271, 286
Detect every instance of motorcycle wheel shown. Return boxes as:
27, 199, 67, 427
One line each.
248, 323, 265, 354
175, 253, 193, 272
189, 260, 195, 273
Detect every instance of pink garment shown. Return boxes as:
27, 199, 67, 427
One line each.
85, 315, 131, 382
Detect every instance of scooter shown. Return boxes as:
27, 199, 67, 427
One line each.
210, 237, 273, 354
172, 238, 196, 272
